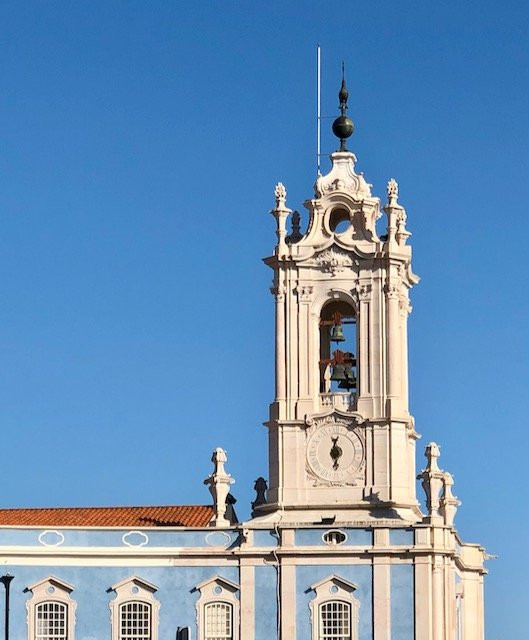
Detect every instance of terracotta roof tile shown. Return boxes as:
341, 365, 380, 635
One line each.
0, 505, 214, 528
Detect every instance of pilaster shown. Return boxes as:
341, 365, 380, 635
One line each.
239, 561, 255, 640
415, 556, 433, 640
373, 529, 391, 640
432, 555, 445, 640
280, 561, 296, 640
461, 571, 484, 640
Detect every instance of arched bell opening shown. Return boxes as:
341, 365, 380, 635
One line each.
319, 300, 357, 395
328, 207, 351, 235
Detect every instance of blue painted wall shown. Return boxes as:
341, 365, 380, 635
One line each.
3, 564, 239, 640
254, 565, 278, 640
390, 564, 414, 640
389, 529, 414, 546
0, 532, 414, 640
296, 564, 372, 640
253, 530, 277, 547
0, 527, 239, 548
295, 528, 373, 547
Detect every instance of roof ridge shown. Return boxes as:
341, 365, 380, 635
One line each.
0, 504, 212, 512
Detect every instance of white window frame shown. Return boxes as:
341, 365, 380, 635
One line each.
309, 575, 360, 640
194, 576, 240, 640
26, 577, 77, 640
109, 576, 160, 640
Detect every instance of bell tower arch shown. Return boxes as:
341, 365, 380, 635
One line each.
259, 75, 420, 522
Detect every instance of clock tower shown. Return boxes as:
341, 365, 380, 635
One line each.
258, 75, 421, 522
250, 74, 487, 640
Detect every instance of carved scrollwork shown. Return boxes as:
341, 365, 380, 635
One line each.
384, 282, 400, 300
270, 284, 286, 302
315, 248, 354, 276
316, 170, 372, 199
355, 283, 372, 302
399, 293, 412, 316
295, 285, 313, 302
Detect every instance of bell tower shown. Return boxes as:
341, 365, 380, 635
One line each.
259, 75, 421, 522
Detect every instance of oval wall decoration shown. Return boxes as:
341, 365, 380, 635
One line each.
205, 531, 232, 547
38, 530, 65, 547
122, 530, 149, 547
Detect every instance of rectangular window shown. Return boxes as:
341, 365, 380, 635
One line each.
319, 601, 351, 640
120, 601, 151, 640
204, 602, 233, 640
35, 602, 68, 640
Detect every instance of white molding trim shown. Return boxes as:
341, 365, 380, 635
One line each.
121, 531, 149, 547
309, 575, 360, 640
108, 576, 160, 640
194, 575, 240, 640
38, 530, 65, 547
310, 574, 358, 592
0, 555, 242, 567
25, 576, 77, 640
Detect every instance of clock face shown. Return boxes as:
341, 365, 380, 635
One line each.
307, 423, 363, 484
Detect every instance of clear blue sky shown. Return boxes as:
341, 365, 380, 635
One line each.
1, 2, 528, 637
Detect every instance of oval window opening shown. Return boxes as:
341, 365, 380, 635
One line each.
322, 530, 347, 545
329, 208, 351, 234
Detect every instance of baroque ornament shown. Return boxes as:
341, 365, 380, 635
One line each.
314, 157, 372, 200
274, 182, 286, 206
315, 248, 354, 276
296, 285, 313, 302
387, 177, 399, 204
354, 283, 372, 302
270, 284, 286, 302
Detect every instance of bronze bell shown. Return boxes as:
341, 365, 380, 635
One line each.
330, 325, 346, 342
338, 365, 356, 390
344, 365, 355, 380
330, 364, 347, 381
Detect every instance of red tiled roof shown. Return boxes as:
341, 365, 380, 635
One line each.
0, 505, 214, 528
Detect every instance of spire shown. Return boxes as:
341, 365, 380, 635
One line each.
332, 63, 354, 151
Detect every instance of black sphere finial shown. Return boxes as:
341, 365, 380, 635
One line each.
332, 62, 354, 151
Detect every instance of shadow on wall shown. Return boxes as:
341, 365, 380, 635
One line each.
365, 491, 403, 521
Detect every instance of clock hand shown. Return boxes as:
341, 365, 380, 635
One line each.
330, 436, 343, 470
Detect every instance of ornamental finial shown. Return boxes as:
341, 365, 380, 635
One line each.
332, 63, 354, 152
440, 471, 461, 527
417, 442, 444, 522
387, 178, 399, 206
251, 477, 268, 516
274, 182, 286, 208
204, 447, 235, 528
270, 182, 291, 255
338, 62, 349, 109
